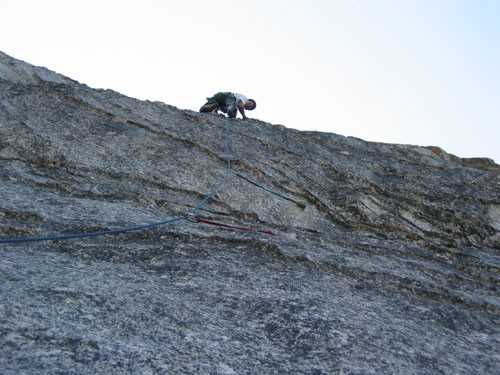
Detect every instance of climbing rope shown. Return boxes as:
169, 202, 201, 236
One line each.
0, 118, 233, 244
0, 116, 302, 244
0, 217, 186, 244
187, 117, 232, 216
234, 172, 306, 209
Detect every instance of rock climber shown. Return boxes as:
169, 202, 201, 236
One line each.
199, 92, 256, 119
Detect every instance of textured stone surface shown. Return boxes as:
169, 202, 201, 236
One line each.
1, 50, 499, 374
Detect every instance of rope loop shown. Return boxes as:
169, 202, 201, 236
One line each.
1, 119, 233, 244
0, 117, 292, 243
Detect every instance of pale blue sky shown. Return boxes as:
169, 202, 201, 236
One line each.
2, 0, 499, 162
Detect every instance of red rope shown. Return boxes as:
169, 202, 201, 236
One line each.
188, 215, 280, 236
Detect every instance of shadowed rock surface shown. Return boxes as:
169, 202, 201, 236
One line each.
1, 50, 499, 374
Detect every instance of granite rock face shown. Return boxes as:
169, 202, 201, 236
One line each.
1, 50, 499, 374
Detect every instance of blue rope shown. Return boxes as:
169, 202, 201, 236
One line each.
0, 217, 186, 244
0, 118, 232, 244
187, 118, 232, 216
234, 172, 306, 209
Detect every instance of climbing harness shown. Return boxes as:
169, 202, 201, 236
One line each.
0, 117, 301, 244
